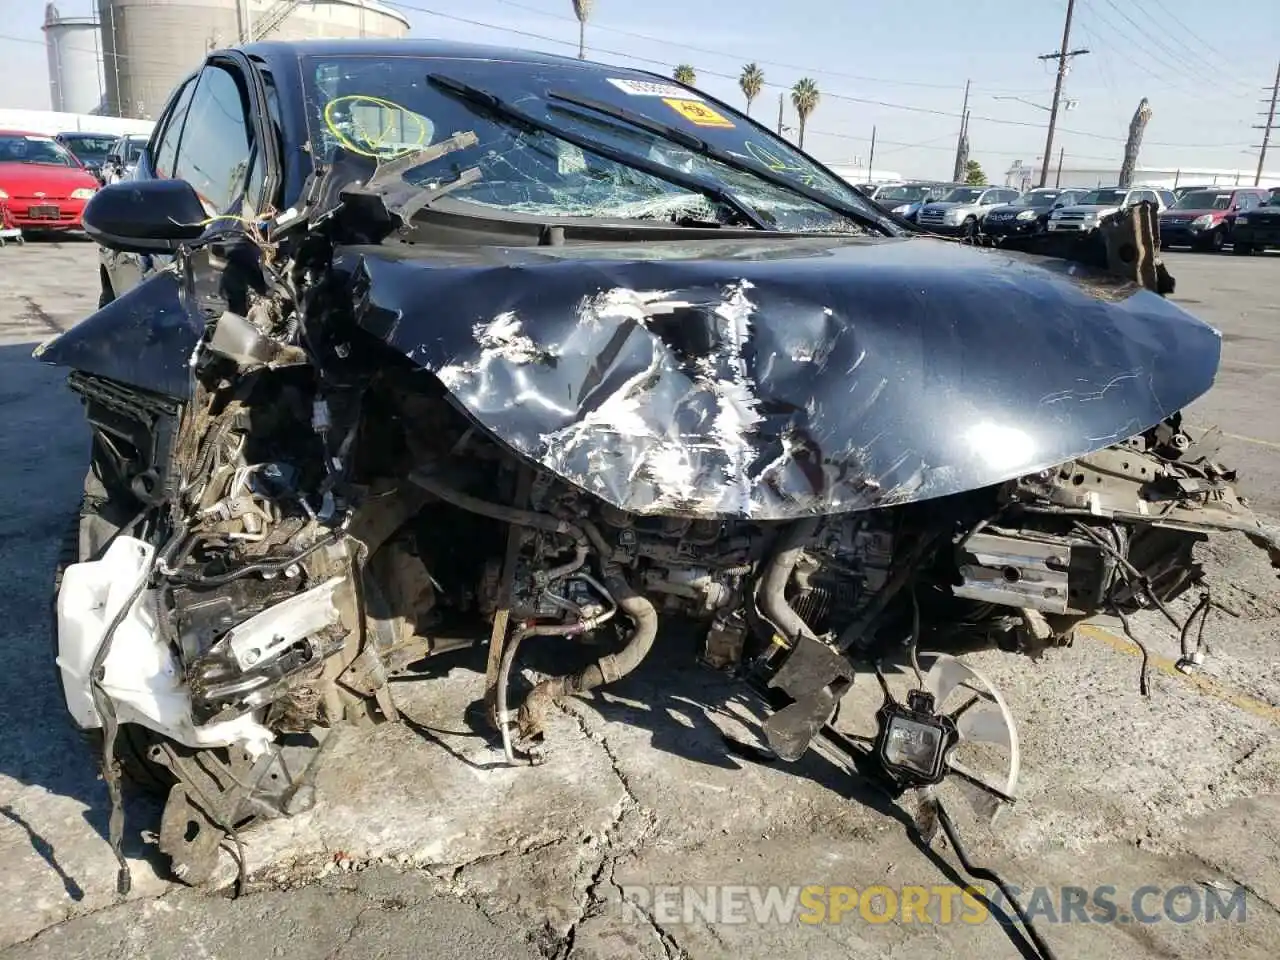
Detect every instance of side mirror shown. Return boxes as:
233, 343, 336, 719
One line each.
82, 178, 208, 254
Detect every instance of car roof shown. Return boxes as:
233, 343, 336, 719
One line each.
241, 37, 626, 72
57, 131, 116, 138
0, 129, 49, 137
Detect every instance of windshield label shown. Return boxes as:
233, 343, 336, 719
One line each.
607, 78, 703, 100
663, 98, 735, 129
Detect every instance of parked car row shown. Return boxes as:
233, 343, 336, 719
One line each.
0, 130, 100, 232
857, 176, 1280, 255
1159, 186, 1274, 253
0, 128, 154, 236
856, 181, 963, 222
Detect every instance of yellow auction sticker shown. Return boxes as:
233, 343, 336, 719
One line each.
662, 98, 736, 129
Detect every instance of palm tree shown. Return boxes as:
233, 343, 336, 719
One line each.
739, 62, 764, 116
790, 78, 820, 149
572, 0, 592, 60
674, 64, 696, 86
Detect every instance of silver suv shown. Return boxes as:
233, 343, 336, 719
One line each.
917, 185, 1021, 238
1047, 185, 1175, 234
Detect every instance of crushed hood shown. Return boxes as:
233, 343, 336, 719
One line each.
342, 234, 1222, 520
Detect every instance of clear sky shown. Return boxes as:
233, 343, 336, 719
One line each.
3, 0, 1277, 180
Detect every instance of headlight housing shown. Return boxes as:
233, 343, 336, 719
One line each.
1049, 209, 1063, 219
1190, 214, 1214, 229
1015, 209, 1038, 220
1236, 216, 1250, 225
891, 204, 911, 214
0, 187, 8, 200
70, 187, 96, 200
874, 689, 959, 788
943, 209, 964, 224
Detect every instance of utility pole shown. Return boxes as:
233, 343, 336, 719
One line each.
952, 79, 970, 182
777, 92, 784, 136
1254, 59, 1280, 186
868, 125, 877, 179
1055, 146, 1064, 187
1037, 0, 1088, 187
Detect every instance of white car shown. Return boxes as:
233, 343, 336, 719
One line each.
101, 134, 149, 185
1047, 186, 1175, 234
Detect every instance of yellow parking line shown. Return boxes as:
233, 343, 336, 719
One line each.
1077, 623, 1280, 725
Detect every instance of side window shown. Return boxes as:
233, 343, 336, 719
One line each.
172, 64, 256, 214
153, 77, 197, 179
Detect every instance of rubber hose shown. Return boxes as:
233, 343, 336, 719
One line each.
757, 518, 821, 644
408, 467, 588, 545
518, 569, 658, 736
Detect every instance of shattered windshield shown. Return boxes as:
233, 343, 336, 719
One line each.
302, 56, 875, 234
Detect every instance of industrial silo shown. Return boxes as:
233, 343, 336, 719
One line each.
43, 3, 106, 114
98, 0, 409, 119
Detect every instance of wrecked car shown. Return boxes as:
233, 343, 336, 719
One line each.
37, 39, 1280, 888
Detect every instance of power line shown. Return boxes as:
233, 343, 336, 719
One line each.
1078, 2, 1209, 97
384, 1, 1250, 150
1092, 0, 1237, 97
483, 0, 1050, 95
1134, 0, 1253, 88
0, 12, 1257, 154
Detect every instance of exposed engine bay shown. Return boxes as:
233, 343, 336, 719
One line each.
52, 341, 1280, 886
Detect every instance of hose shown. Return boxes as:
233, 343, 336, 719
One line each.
409, 467, 589, 546
496, 620, 596, 763
755, 518, 821, 645
405, 468, 652, 743
165, 530, 341, 586
498, 573, 621, 762
517, 569, 658, 741
933, 797, 1061, 960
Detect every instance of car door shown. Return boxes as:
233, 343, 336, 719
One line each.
167, 58, 276, 326
81, 55, 280, 397
101, 73, 198, 300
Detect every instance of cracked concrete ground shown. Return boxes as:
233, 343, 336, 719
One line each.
1, 240, 1279, 959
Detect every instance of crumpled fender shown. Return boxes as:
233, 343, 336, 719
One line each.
339, 235, 1222, 519
34, 267, 199, 399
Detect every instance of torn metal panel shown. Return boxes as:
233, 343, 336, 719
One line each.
341, 235, 1221, 519
33, 267, 200, 398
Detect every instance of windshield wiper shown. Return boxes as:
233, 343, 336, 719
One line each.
427, 73, 774, 231
545, 88, 898, 236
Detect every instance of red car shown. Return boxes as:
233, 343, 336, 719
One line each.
0, 129, 100, 231
1158, 185, 1271, 251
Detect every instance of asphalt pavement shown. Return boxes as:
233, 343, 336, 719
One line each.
0, 238, 1278, 960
